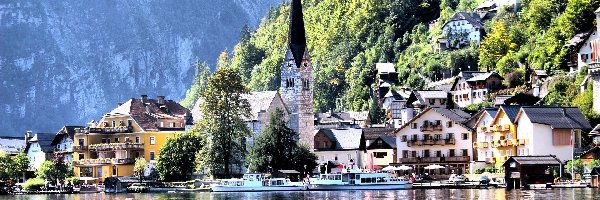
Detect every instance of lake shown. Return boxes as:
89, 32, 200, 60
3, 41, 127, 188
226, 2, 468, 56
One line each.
2, 188, 600, 200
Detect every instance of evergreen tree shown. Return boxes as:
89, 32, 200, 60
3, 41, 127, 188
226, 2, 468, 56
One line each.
197, 67, 251, 178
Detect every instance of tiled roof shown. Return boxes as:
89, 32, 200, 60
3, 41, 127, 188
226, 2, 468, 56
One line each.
564, 30, 593, 51
25, 133, 55, 153
376, 63, 396, 74
446, 12, 484, 28
504, 156, 562, 166
500, 105, 523, 122
106, 97, 191, 131
476, 1, 496, 9
319, 128, 363, 150
51, 126, 84, 146
0, 137, 25, 155
241, 91, 282, 121
458, 71, 487, 80
517, 107, 592, 129
362, 128, 396, 140
379, 135, 397, 149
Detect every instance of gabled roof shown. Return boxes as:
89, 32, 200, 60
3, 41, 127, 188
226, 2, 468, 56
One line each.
0, 137, 25, 155
242, 91, 286, 121
476, 1, 497, 10
591, 124, 600, 136
376, 63, 396, 74
470, 107, 498, 128
407, 90, 447, 105
51, 126, 84, 146
444, 12, 484, 29
466, 72, 503, 82
503, 156, 562, 166
25, 133, 55, 153
317, 128, 364, 150
362, 128, 396, 141
515, 107, 592, 130
107, 97, 191, 131
393, 107, 474, 135
503, 93, 541, 106
491, 105, 523, 125
316, 112, 355, 124
564, 29, 594, 52
580, 146, 600, 159
367, 135, 397, 149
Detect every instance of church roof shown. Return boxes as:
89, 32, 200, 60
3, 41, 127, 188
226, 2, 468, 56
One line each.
288, 0, 307, 67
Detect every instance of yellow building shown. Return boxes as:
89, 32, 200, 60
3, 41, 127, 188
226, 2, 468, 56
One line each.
73, 95, 192, 182
474, 106, 521, 168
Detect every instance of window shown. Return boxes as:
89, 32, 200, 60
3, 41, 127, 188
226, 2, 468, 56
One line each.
80, 167, 93, 177
449, 149, 456, 157
447, 121, 453, 128
97, 168, 103, 178
401, 135, 407, 142
112, 120, 116, 127
150, 152, 155, 160
411, 123, 417, 129
150, 136, 156, 145
334, 155, 338, 161
114, 137, 119, 143
78, 139, 85, 146
107, 138, 111, 144
428, 99, 435, 105
447, 133, 455, 139
348, 154, 352, 160
423, 150, 430, 157
160, 122, 164, 127
136, 136, 140, 143
462, 133, 469, 140
119, 120, 123, 126
374, 152, 387, 158
101, 138, 107, 143
127, 119, 133, 127
125, 137, 130, 143
171, 122, 175, 128
411, 151, 417, 157
402, 150, 409, 158
462, 149, 468, 156
79, 153, 84, 160
135, 152, 140, 158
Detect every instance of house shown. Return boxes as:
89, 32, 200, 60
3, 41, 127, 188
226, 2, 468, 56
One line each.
313, 128, 365, 168
73, 95, 192, 182
394, 108, 474, 176
468, 107, 498, 171
437, 12, 484, 50
50, 126, 84, 162
406, 90, 448, 110
473, 105, 521, 168
0, 136, 25, 156
590, 124, 600, 147
514, 106, 592, 162
375, 63, 399, 99
314, 111, 366, 129
382, 89, 411, 128
363, 128, 397, 167
24, 132, 55, 170
529, 70, 548, 85
503, 155, 561, 189
427, 77, 456, 92
450, 71, 503, 108
565, 8, 600, 73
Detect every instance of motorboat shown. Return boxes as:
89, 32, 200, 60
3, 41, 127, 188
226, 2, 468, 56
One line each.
211, 174, 306, 192
308, 166, 412, 190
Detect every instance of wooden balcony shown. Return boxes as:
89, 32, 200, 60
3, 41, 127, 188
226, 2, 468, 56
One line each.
89, 143, 144, 151
73, 146, 88, 151
445, 156, 470, 162
474, 142, 489, 148
445, 138, 455, 145
421, 157, 442, 163
86, 126, 133, 134
399, 157, 418, 163
420, 124, 443, 132
74, 158, 135, 166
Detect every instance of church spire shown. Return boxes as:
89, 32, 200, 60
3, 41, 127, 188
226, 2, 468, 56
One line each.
288, 0, 307, 67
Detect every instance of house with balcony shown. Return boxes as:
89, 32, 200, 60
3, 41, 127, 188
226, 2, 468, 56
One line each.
363, 128, 397, 168
436, 12, 484, 50
514, 106, 592, 162
450, 71, 503, 108
382, 89, 412, 128
73, 95, 192, 182
473, 105, 521, 168
394, 107, 474, 176
24, 132, 54, 170
406, 90, 448, 116
590, 124, 600, 147
313, 128, 365, 168
50, 126, 84, 162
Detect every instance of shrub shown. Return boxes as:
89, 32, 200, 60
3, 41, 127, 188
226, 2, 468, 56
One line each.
23, 178, 45, 191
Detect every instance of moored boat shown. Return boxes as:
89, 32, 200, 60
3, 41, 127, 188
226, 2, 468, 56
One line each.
211, 174, 306, 192
308, 167, 412, 190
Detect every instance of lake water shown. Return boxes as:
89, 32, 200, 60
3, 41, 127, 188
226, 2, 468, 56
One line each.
2, 188, 600, 200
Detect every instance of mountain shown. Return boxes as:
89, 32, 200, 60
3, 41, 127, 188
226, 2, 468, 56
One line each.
0, 0, 281, 136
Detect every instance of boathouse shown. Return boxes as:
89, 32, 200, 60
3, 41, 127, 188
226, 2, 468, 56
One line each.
503, 155, 561, 189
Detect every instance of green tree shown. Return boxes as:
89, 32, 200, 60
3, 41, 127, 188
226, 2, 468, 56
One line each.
133, 157, 147, 183
0, 150, 14, 181
156, 130, 204, 181
180, 59, 211, 109
247, 108, 317, 174
566, 158, 584, 177
36, 155, 69, 185
589, 159, 600, 169
479, 19, 516, 71
197, 67, 251, 178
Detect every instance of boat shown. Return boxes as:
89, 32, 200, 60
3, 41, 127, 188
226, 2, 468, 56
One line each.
211, 173, 306, 192
308, 166, 412, 190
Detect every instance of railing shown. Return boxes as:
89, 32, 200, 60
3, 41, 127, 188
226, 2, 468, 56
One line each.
399, 157, 418, 163
89, 143, 144, 151
408, 139, 450, 147
77, 126, 133, 134
421, 157, 442, 163
445, 156, 470, 162
407, 140, 422, 147
445, 138, 455, 145
518, 139, 527, 145
420, 124, 443, 132
74, 158, 136, 165
474, 142, 489, 148
73, 146, 88, 151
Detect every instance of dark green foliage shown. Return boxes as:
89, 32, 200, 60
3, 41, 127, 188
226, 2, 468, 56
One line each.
156, 131, 203, 181
36, 155, 69, 185
180, 60, 211, 109
247, 108, 318, 174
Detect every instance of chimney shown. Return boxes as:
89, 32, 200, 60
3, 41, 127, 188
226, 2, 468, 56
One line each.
25, 131, 32, 142
141, 95, 148, 103
157, 96, 165, 104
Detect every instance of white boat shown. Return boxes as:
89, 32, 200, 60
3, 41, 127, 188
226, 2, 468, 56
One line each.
308, 167, 412, 190
211, 174, 306, 192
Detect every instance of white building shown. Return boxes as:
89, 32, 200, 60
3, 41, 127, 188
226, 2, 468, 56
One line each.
382, 89, 411, 128
450, 71, 503, 108
514, 107, 592, 162
437, 12, 484, 50
394, 108, 474, 175
24, 133, 54, 170
313, 129, 365, 169
565, 8, 600, 73
50, 126, 84, 162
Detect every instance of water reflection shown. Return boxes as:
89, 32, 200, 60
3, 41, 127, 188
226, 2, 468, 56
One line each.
3, 188, 600, 200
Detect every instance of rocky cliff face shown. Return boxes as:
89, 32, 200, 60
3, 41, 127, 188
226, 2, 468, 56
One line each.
0, 0, 279, 136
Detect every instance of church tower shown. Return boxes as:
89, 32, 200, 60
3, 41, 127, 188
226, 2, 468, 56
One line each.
281, 0, 314, 148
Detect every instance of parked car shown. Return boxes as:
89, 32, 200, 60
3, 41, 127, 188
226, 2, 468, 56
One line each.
479, 175, 490, 185
448, 174, 469, 183
414, 174, 435, 183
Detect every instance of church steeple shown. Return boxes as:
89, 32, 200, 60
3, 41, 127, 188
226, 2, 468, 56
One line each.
289, 0, 307, 68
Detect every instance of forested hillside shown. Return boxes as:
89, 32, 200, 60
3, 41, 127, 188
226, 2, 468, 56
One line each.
184, 0, 600, 116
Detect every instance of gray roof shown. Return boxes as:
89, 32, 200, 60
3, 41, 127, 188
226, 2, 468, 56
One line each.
565, 30, 594, 51
445, 12, 484, 28
51, 126, 84, 146
362, 128, 396, 140
0, 137, 25, 155
25, 133, 55, 153
504, 156, 562, 166
591, 124, 600, 135
500, 105, 523, 122
319, 128, 364, 150
380, 135, 397, 148
517, 107, 592, 129
458, 71, 487, 80
466, 72, 503, 82
432, 108, 472, 123
316, 112, 355, 124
